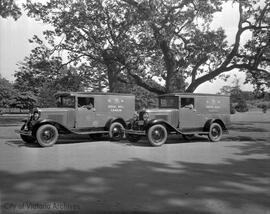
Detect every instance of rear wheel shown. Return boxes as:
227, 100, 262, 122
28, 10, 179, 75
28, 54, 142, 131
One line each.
208, 123, 222, 142
126, 134, 141, 143
36, 124, 59, 147
109, 122, 124, 141
147, 124, 167, 146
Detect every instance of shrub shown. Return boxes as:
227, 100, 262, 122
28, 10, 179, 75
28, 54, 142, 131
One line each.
230, 102, 236, 114
262, 104, 267, 113
257, 102, 270, 109
257, 102, 270, 113
235, 98, 249, 112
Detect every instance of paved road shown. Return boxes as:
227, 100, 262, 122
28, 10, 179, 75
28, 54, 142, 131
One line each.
0, 116, 269, 214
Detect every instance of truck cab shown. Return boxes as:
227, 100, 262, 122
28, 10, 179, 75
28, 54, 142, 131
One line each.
126, 93, 231, 146
17, 92, 135, 147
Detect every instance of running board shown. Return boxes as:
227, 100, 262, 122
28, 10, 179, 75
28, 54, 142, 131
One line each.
70, 130, 109, 135
181, 131, 209, 135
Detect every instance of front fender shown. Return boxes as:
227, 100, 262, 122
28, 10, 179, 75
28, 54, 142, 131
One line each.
31, 119, 71, 136
146, 119, 181, 134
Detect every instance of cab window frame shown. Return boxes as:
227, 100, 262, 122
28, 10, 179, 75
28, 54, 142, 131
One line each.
77, 96, 95, 109
180, 97, 195, 108
158, 96, 179, 109
57, 96, 75, 108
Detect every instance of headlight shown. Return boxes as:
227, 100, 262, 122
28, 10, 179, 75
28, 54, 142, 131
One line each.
143, 112, 149, 121
133, 111, 138, 120
33, 111, 40, 121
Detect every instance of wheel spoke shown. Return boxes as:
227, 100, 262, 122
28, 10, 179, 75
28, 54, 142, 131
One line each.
41, 128, 55, 143
152, 128, 164, 142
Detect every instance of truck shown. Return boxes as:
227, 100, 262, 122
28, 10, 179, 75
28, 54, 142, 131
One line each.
125, 93, 231, 146
16, 92, 135, 147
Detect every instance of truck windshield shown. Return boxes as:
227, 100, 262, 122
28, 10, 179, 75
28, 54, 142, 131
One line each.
159, 96, 179, 108
57, 96, 75, 108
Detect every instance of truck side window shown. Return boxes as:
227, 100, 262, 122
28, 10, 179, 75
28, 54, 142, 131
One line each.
78, 97, 94, 109
181, 97, 194, 109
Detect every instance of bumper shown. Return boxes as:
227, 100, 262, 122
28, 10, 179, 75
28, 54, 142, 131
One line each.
125, 129, 146, 135
15, 129, 32, 136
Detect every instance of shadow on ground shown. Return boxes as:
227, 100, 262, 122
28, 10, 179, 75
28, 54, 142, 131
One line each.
5, 133, 110, 148
1, 140, 270, 214
7, 134, 210, 148
230, 124, 269, 133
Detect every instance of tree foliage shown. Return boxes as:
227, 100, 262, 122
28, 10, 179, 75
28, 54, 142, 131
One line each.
0, 77, 14, 107
22, 0, 270, 95
0, 0, 21, 20
14, 39, 87, 107
219, 77, 249, 112
9, 91, 37, 109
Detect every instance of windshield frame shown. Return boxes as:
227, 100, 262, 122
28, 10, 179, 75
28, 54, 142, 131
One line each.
56, 96, 75, 108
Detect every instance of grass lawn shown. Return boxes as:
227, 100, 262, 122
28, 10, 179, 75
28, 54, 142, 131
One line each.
231, 109, 270, 122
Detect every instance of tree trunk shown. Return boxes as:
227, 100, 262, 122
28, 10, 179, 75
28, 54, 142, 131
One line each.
102, 50, 120, 92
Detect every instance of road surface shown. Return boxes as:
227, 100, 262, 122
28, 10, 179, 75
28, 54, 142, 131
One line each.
0, 112, 269, 214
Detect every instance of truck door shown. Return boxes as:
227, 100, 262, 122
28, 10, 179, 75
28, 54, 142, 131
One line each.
76, 97, 97, 128
179, 97, 203, 132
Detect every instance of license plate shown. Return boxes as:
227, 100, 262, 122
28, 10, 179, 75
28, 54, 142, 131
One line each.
138, 120, 144, 125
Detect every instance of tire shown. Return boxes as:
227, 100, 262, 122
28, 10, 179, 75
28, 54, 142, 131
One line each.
126, 134, 141, 143
36, 124, 59, 147
109, 122, 124, 141
208, 123, 222, 142
20, 125, 36, 143
147, 124, 167, 147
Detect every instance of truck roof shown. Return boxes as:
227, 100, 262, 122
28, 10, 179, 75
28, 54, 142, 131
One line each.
159, 92, 230, 97
55, 91, 134, 97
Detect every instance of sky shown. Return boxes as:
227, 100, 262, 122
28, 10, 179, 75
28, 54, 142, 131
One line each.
0, 1, 255, 93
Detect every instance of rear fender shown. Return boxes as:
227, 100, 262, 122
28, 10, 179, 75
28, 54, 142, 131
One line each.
203, 119, 227, 132
32, 119, 71, 136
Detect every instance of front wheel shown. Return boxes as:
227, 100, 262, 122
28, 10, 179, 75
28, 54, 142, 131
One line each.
147, 124, 167, 146
208, 123, 222, 142
109, 122, 124, 141
36, 124, 59, 147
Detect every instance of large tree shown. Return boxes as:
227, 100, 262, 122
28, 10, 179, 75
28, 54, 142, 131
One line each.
0, 0, 21, 20
23, 0, 270, 94
24, 0, 141, 92
121, 0, 270, 93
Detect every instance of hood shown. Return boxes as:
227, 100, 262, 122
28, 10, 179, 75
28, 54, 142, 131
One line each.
138, 108, 178, 122
36, 107, 75, 126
